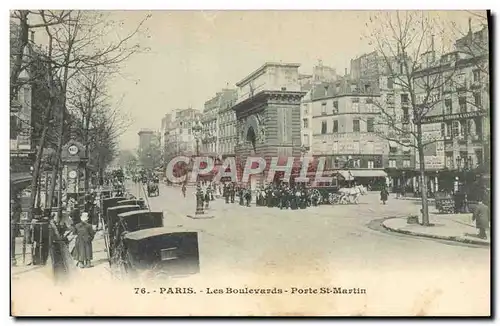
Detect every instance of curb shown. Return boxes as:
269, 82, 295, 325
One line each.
381, 217, 490, 247
396, 197, 436, 203
187, 214, 215, 220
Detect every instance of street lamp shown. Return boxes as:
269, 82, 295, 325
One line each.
192, 119, 203, 157
456, 155, 473, 212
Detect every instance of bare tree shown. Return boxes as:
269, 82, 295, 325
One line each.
364, 11, 458, 225
67, 67, 109, 192
10, 10, 71, 103
10, 10, 150, 218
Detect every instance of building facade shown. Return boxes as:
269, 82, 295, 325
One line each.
232, 62, 306, 187
160, 113, 175, 157
310, 77, 390, 187
417, 25, 489, 193
217, 89, 238, 157
10, 28, 39, 192
201, 96, 219, 156
164, 108, 202, 161
300, 88, 313, 154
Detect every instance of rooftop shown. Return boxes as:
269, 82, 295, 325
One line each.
236, 62, 301, 87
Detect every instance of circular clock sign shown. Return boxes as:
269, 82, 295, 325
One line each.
68, 170, 77, 179
68, 145, 79, 155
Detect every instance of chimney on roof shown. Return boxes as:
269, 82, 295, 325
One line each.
345, 68, 348, 76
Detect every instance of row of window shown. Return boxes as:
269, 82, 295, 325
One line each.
322, 158, 410, 169
203, 143, 235, 154
219, 124, 236, 138
440, 119, 483, 139
388, 159, 412, 168
319, 100, 377, 115
318, 118, 375, 134
441, 94, 482, 114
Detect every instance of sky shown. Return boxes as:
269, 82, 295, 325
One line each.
98, 10, 483, 150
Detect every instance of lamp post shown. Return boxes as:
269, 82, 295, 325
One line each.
402, 171, 406, 197
192, 119, 203, 157
188, 118, 207, 218
456, 155, 472, 212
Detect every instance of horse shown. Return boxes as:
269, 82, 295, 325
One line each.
337, 185, 367, 204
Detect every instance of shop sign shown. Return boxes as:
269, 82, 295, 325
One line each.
421, 111, 485, 124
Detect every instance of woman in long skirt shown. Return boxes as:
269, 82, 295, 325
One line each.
71, 212, 95, 268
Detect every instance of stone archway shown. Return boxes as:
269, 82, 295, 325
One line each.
243, 115, 260, 153
246, 126, 257, 153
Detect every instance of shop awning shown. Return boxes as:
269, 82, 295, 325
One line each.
338, 170, 387, 179
350, 170, 387, 178
337, 170, 354, 181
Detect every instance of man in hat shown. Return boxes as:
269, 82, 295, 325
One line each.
472, 199, 490, 240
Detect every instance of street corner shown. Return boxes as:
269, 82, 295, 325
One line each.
381, 216, 490, 247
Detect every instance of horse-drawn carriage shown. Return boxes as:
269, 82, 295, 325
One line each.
295, 172, 340, 205
295, 173, 367, 205
123, 227, 200, 278
110, 210, 164, 266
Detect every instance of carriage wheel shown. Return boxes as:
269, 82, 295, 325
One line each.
311, 189, 321, 203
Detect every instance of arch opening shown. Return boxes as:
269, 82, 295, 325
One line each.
246, 126, 257, 153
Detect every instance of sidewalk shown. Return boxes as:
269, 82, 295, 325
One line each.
382, 213, 490, 246
395, 196, 436, 203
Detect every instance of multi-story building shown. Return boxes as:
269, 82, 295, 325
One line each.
300, 88, 313, 154
310, 77, 389, 188
201, 89, 238, 160
201, 95, 219, 156
160, 113, 175, 156
300, 61, 339, 156
164, 108, 202, 161
417, 25, 489, 193
350, 51, 386, 81
10, 28, 38, 192
216, 89, 238, 157
312, 60, 337, 83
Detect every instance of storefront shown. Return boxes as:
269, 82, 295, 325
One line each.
337, 169, 388, 190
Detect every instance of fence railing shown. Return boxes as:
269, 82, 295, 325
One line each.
11, 220, 50, 267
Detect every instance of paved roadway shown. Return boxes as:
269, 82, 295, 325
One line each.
128, 182, 490, 316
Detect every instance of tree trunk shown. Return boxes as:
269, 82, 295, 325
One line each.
416, 123, 430, 226
47, 103, 65, 209
28, 99, 53, 219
